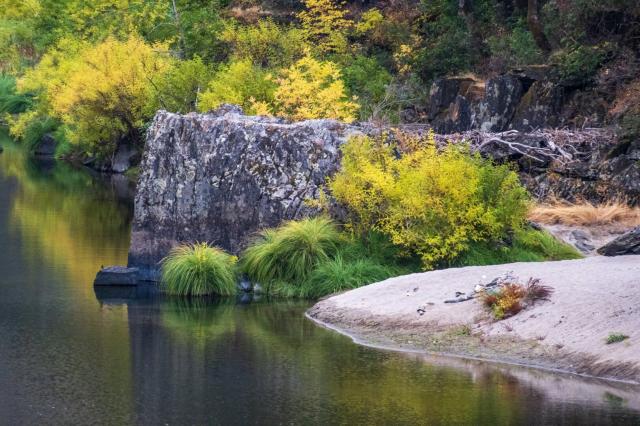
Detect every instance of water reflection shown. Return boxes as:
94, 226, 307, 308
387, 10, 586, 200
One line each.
0, 137, 135, 424
92, 291, 640, 425
1, 135, 639, 425
0, 140, 132, 289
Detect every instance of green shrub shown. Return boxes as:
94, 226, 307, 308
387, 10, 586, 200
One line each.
453, 228, 582, 267
241, 216, 342, 287
161, 243, 238, 296
552, 44, 608, 85
21, 115, 60, 152
146, 57, 212, 115
330, 134, 531, 269
220, 19, 307, 68
342, 55, 392, 120
416, 0, 475, 81
488, 22, 542, 68
0, 75, 32, 115
197, 59, 276, 114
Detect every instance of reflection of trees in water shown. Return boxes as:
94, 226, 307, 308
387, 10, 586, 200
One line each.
121, 297, 640, 425
0, 139, 136, 423
0, 139, 132, 289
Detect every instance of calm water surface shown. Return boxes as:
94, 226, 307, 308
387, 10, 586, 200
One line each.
1, 137, 639, 425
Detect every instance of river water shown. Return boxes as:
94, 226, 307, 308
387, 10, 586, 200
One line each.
1, 137, 639, 425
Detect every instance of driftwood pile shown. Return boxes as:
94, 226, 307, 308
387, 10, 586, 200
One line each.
393, 126, 613, 166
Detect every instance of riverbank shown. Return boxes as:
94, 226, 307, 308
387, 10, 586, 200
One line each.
308, 256, 640, 384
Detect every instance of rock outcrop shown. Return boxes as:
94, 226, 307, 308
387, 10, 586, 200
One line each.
112, 106, 638, 283
597, 227, 640, 256
127, 105, 363, 276
424, 67, 608, 133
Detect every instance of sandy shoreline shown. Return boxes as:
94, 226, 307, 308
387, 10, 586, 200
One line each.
308, 256, 640, 384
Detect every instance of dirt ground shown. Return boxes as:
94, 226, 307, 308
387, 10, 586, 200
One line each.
308, 256, 640, 383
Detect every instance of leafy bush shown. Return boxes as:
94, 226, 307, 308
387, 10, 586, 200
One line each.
488, 22, 542, 69
273, 54, 359, 122
0, 75, 32, 114
32, 35, 172, 158
20, 115, 59, 152
416, 0, 474, 82
552, 44, 608, 85
6, 109, 64, 152
298, 0, 352, 56
342, 56, 392, 120
220, 19, 307, 68
146, 57, 212, 115
161, 243, 238, 297
241, 216, 342, 287
330, 134, 530, 269
197, 59, 276, 115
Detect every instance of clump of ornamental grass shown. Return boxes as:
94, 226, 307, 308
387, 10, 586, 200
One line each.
241, 216, 342, 288
161, 243, 237, 296
299, 255, 401, 299
453, 227, 582, 267
481, 278, 554, 320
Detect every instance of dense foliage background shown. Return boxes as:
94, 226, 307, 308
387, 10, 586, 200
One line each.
1, 0, 638, 159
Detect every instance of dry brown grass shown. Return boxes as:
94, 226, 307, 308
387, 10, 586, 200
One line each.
529, 201, 640, 227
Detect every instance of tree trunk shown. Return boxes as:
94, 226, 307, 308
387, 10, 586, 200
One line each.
527, 0, 552, 53
171, 0, 186, 59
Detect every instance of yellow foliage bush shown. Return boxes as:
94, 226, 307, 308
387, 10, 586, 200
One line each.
220, 19, 307, 68
298, 0, 352, 56
197, 59, 276, 115
330, 134, 530, 269
36, 35, 171, 156
274, 54, 359, 122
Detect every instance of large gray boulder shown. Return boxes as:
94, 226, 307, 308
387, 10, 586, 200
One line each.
127, 105, 363, 275
597, 227, 640, 256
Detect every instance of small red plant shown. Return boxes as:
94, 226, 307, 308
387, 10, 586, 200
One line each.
480, 278, 552, 320
524, 278, 554, 304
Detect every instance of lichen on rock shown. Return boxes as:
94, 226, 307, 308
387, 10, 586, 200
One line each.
127, 105, 363, 276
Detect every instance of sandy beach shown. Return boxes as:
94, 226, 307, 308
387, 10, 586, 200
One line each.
308, 256, 640, 383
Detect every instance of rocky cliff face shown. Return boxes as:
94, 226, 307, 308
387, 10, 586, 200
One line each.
128, 105, 363, 275
424, 67, 609, 133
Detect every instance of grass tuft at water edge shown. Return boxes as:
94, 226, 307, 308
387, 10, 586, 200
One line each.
161, 243, 237, 296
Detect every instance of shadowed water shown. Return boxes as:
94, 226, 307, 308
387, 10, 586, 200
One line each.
0, 136, 639, 425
